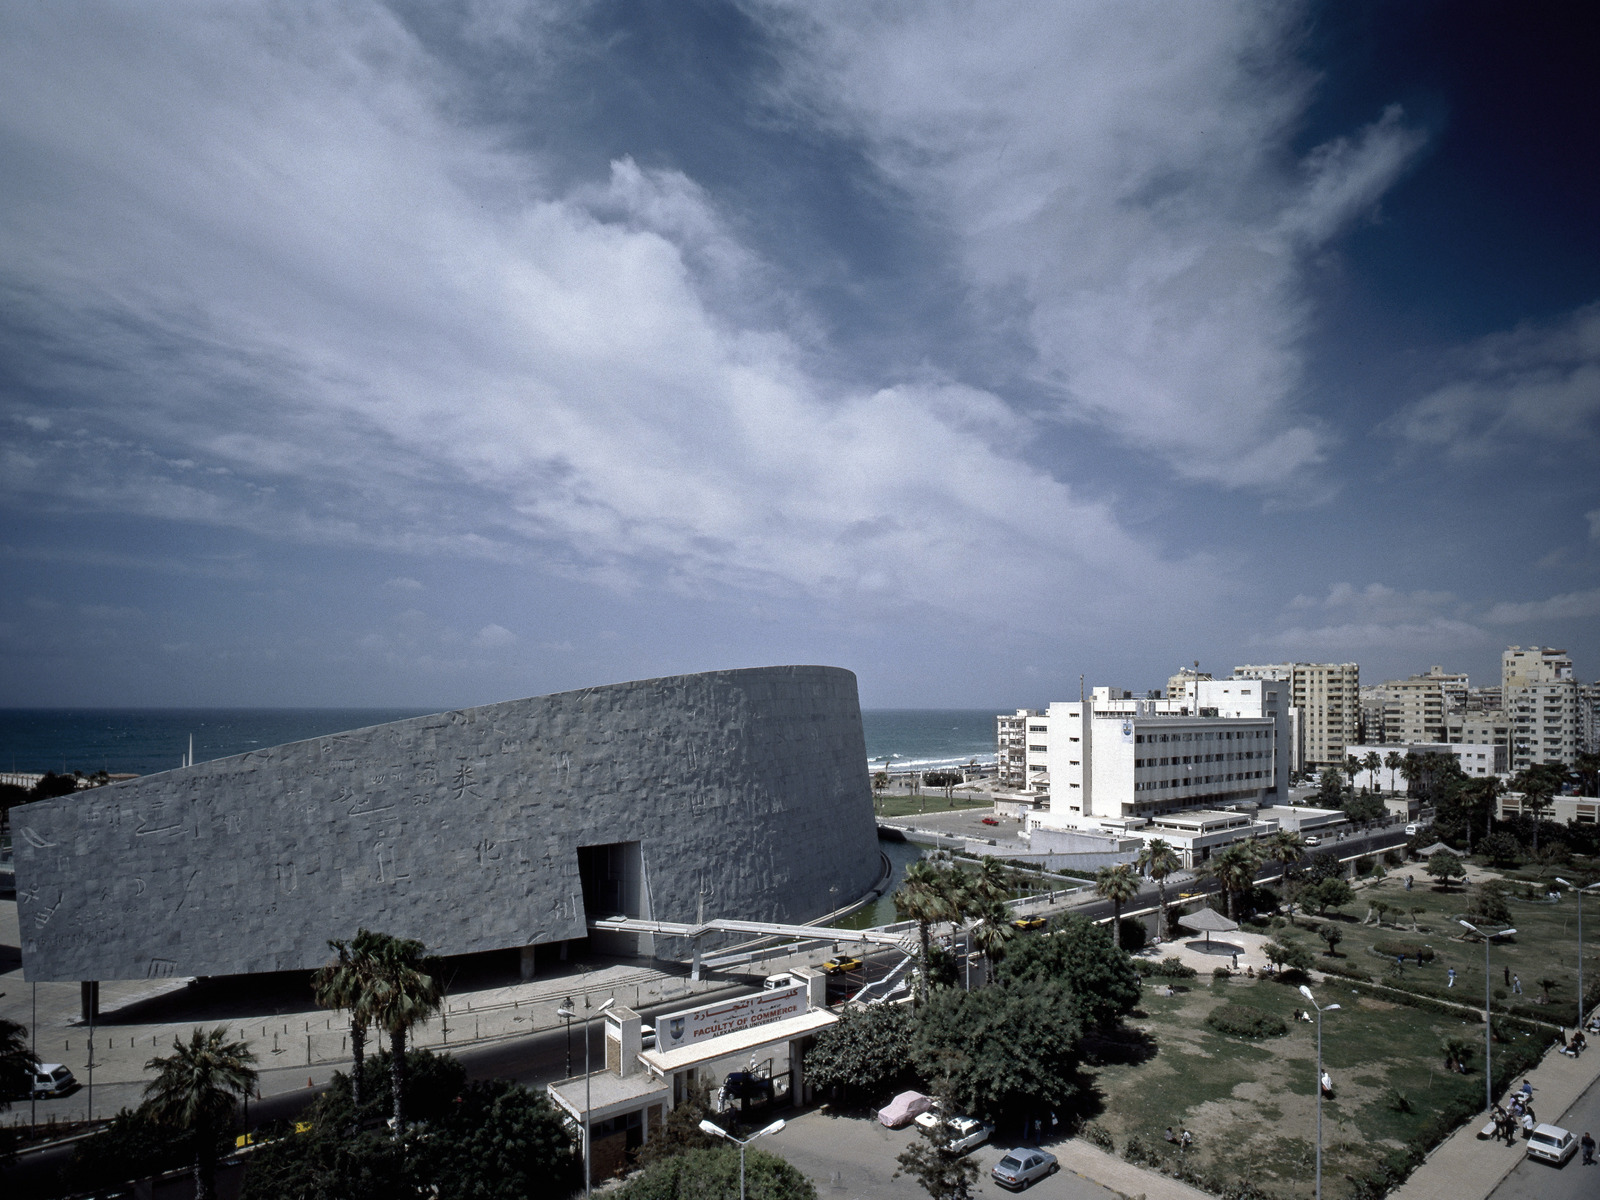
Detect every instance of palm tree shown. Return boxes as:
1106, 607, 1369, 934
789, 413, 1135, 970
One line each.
1094, 863, 1141, 949
143, 1027, 258, 1200
894, 860, 953, 1000
973, 856, 1008, 905
1136, 839, 1181, 941
312, 938, 375, 1110
1510, 765, 1559, 854
358, 930, 443, 1134
1212, 842, 1263, 921
1264, 830, 1306, 918
1344, 755, 1363, 795
1363, 751, 1383, 794
968, 898, 1015, 972
1576, 751, 1600, 798
1385, 750, 1403, 794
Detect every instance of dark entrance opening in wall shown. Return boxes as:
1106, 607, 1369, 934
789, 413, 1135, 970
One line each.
578, 841, 649, 957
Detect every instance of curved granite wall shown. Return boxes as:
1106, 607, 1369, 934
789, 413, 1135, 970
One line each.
14, 665, 879, 982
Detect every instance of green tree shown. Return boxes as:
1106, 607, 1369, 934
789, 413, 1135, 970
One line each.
1384, 750, 1404, 794
1575, 751, 1600, 798
1209, 841, 1262, 920
1136, 838, 1181, 940
802, 1003, 915, 1105
1317, 924, 1344, 957
1470, 880, 1513, 926
913, 978, 1084, 1128
1479, 832, 1522, 868
143, 1027, 258, 1200
1261, 939, 1315, 977
1425, 850, 1467, 891
313, 938, 375, 1111
895, 861, 957, 1001
895, 1112, 981, 1200
1441, 1037, 1475, 1074
357, 930, 443, 1134
924, 771, 962, 800
969, 897, 1016, 969
417, 1078, 581, 1200
1510, 764, 1561, 853
613, 1145, 816, 1200
1363, 751, 1383, 793
631, 1078, 719, 1170
61, 1107, 195, 1195
973, 856, 1009, 904
1301, 876, 1354, 916
1263, 830, 1306, 918
1342, 793, 1386, 826
998, 914, 1140, 1030
0, 1018, 39, 1112
1318, 766, 1345, 806
1094, 863, 1140, 948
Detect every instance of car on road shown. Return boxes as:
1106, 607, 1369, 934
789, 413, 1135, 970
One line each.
1526, 1123, 1577, 1165
913, 1109, 992, 1154
822, 955, 863, 975
1303, 835, 1321, 847
1404, 823, 1422, 836
981, 817, 1000, 826
1011, 915, 1047, 931
992, 1147, 1057, 1189
32, 1064, 76, 1098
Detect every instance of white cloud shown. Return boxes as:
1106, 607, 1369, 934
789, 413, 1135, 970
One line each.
1483, 588, 1600, 625
1257, 582, 1485, 660
1386, 303, 1600, 457
472, 623, 519, 649
0, 4, 1214, 638
753, 2, 1422, 490
385, 577, 424, 591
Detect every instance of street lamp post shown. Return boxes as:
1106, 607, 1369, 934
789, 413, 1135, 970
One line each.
1459, 920, 1516, 1114
699, 1118, 787, 1200
1555, 879, 1600, 1032
557, 996, 615, 1197
1298, 985, 1340, 1200
561, 995, 574, 1079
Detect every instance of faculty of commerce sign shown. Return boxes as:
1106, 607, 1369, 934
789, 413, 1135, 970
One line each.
657, 984, 807, 1051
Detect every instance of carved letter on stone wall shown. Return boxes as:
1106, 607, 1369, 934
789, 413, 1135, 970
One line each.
20, 826, 56, 849
148, 958, 178, 979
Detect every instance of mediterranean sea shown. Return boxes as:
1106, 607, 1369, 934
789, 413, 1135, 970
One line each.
0, 706, 997, 776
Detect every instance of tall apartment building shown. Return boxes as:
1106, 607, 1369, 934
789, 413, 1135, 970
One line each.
1017, 679, 1290, 830
1232, 661, 1359, 769
1364, 666, 1470, 745
1502, 646, 1583, 770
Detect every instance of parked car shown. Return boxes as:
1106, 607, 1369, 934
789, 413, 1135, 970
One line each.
1404, 823, 1421, 836
822, 955, 863, 975
980, 817, 1000, 826
913, 1109, 992, 1154
1303, 835, 1321, 847
32, 1064, 77, 1098
1526, 1123, 1577, 1165
1011, 915, 1047, 931
992, 1147, 1058, 1189
877, 1090, 933, 1128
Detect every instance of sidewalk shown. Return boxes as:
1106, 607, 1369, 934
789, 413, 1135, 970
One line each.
1051, 1138, 1213, 1200
1390, 1030, 1600, 1200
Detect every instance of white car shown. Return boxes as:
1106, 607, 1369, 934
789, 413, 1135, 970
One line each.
1303, 835, 1321, 847
1404, 823, 1421, 836
912, 1110, 992, 1154
33, 1063, 77, 1098
1526, 1123, 1577, 1165
992, 1147, 1058, 1190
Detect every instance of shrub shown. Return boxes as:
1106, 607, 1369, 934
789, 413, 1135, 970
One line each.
1082, 1123, 1114, 1151
1117, 916, 1149, 953
1143, 956, 1198, 980
1212, 966, 1232, 981
1372, 940, 1434, 963
1205, 1004, 1288, 1039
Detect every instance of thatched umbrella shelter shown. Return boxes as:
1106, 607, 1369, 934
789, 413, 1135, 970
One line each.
1178, 906, 1239, 949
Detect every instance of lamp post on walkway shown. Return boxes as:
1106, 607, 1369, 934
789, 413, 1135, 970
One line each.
560, 995, 574, 1078
1459, 919, 1516, 1113
557, 995, 614, 1197
1555, 879, 1600, 1031
699, 1118, 787, 1200
1298, 984, 1340, 1200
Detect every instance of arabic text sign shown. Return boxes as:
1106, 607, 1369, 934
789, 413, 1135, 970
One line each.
658, 984, 806, 1050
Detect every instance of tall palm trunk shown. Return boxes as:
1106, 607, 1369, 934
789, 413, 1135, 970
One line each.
193, 1118, 216, 1200
1111, 901, 1123, 948
390, 1029, 406, 1134
1156, 878, 1168, 940
350, 1018, 365, 1109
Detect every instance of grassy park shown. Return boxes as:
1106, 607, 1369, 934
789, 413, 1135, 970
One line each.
1080, 860, 1600, 1200
872, 791, 992, 817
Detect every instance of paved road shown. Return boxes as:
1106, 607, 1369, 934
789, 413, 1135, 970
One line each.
1485, 1073, 1600, 1200
767, 1107, 1120, 1200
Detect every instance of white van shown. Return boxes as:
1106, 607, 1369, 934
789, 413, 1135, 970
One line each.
1404, 823, 1421, 836
33, 1063, 76, 1098
763, 973, 799, 991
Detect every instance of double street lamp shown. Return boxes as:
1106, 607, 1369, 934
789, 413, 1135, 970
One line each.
556, 995, 615, 1197
698, 1118, 787, 1200
1459, 919, 1517, 1114
1554, 878, 1600, 1032
1298, 985, 1340, 1200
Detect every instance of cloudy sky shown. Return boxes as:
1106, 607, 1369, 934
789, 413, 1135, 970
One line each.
2, 1, 1598, 709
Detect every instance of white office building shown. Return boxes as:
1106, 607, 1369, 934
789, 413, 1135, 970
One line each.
1502, 646, 1584, 770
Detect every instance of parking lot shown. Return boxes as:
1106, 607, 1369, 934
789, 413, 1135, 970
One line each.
763, 1107, 1124, 1200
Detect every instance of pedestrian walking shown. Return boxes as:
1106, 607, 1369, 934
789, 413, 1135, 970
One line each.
1520, 1079, 1533, 1101
1231, 952, 1239, 972
1448, 967, 1456, 988
1581, 1131, 1595, 1164
1512, 974, 1522, 995
1405, 875, 1413, 891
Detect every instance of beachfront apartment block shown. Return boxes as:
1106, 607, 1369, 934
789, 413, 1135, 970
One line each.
1231, 660, 1359, 769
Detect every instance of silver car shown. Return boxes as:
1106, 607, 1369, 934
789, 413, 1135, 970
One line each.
992, 1147, 1057, 1190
